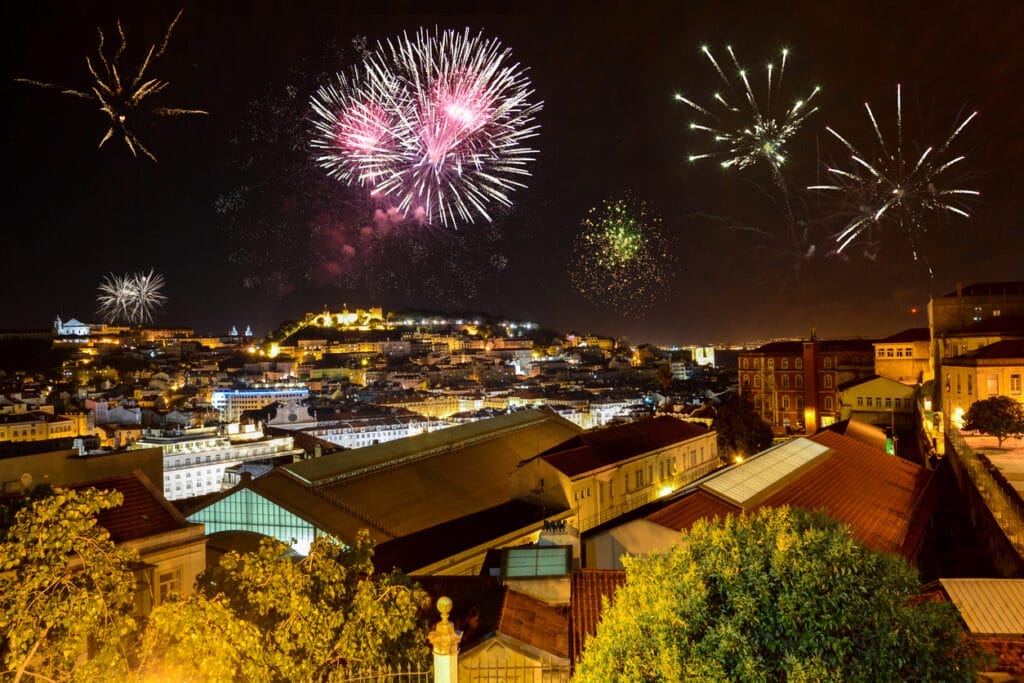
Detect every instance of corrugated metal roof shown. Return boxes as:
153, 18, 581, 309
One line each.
700, 437, 830, 506
940, 579, 1024, 635
285, 409, 580, 486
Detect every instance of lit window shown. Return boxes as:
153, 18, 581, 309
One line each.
1012, 374, 1022, 395
158, 568, 181, 604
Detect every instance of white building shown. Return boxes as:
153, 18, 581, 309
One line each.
53, 316, 90, 337
210, 386, 310, 421
130, 425, 305, 500
300, 414, 447, 450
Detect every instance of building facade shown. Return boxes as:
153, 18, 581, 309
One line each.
739, 339, 876, 433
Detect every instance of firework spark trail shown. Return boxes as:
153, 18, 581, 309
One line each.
311, 27, 543, 228
675, 45, 820, 179
809, 84, 979, 264
569, 197, 676, 316
16, 10, 206, 162
96, 270, 167, 324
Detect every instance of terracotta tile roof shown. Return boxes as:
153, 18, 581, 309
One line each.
747, 341, 804, 354
645, 489, 740, 531
497, 589, 570, 658
880, 327, 931, 343
417, 576, 505, 650
973, 637, 1024, 679
569, 569, 626, 666
754, 430, 934, 557
68, 470, 190, 543
416, 576, 569, 658
541, 417, 710, 478
942, 282, 1024, 298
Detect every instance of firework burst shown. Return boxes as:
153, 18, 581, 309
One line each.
809, 84, 978, 262
96, 269, 167, 324
569, 197, 676, 316
16, 10, 206, 162
675, 45, 820, 179
311, 27, 543, 227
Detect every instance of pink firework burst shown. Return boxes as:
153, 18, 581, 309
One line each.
311, 27, 542, 228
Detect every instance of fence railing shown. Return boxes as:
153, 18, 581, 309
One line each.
460, 661, 571, 682
334, 664, 433, 683
946, 428, 1024, 556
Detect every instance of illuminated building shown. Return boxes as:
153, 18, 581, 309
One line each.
210, 385, 309, 421
130, 425, 304, 501
0, 411, 76, 442
739, 338, 875, 433
942, 339, 1024, 420
873, 328, 932, 384
513, 416, 719, 534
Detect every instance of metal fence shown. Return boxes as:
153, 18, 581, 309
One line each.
946, 428, 1024, 555
334, 662, 572, 683
335, 664, 433, 683
460, 661, 571, 683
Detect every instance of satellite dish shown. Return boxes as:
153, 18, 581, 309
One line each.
19, 473, 33, 490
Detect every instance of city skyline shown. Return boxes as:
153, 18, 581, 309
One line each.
5, 0, 1024, 344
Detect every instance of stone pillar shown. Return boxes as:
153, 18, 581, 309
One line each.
429, 596, 462, 683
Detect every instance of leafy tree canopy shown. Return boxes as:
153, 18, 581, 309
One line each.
712, 392, 774, 460
574, 507, 987, 683
0, 487, 138, 682
133, 532, 431, 682
965, 395, 1024, 447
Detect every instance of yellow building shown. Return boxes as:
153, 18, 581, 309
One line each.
0, 411, 76, 442
513, 416, 719, 533
942, 339, 1024, 426
873, 328, 931, 384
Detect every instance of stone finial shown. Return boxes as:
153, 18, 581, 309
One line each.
428, 596, 462, 656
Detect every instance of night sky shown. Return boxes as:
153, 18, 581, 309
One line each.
4, 0, 1023, 344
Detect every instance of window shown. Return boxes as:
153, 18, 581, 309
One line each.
885, 397, 892, 407
782, 396, 790, 409
823, 375, 833, 389
824, 397, 834, 411
905, 347, 913, 357
795, 375, 803, 389
634, 470, 644, 489
824, 358, 832, 369
956, 374, 962, 394
782, 375, 790, 389
967, 375, 973, 395
158, 568, 181, 604
866, 397, 873, 407
781, 358, 789, 369
877, 348, 885, 357
742, 358, 749, 369
1012, 374, 1022, 395
795, 358, 803, 369
796, 396, 804, 409
754, 376, 762, 388
896, 348, 903, 357
894, 398, 901, 408
767, 359, 775, 370
887, 349, 894, 357
857, 396, 863, 407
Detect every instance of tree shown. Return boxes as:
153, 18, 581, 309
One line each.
712, 392, 774, 461
574, 507, 988, 682
0, 488, 138, 682
964, 395, 1024, 447
134, 532, 431, 681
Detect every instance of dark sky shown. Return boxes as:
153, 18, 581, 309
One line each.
4, 0, 1023, 344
